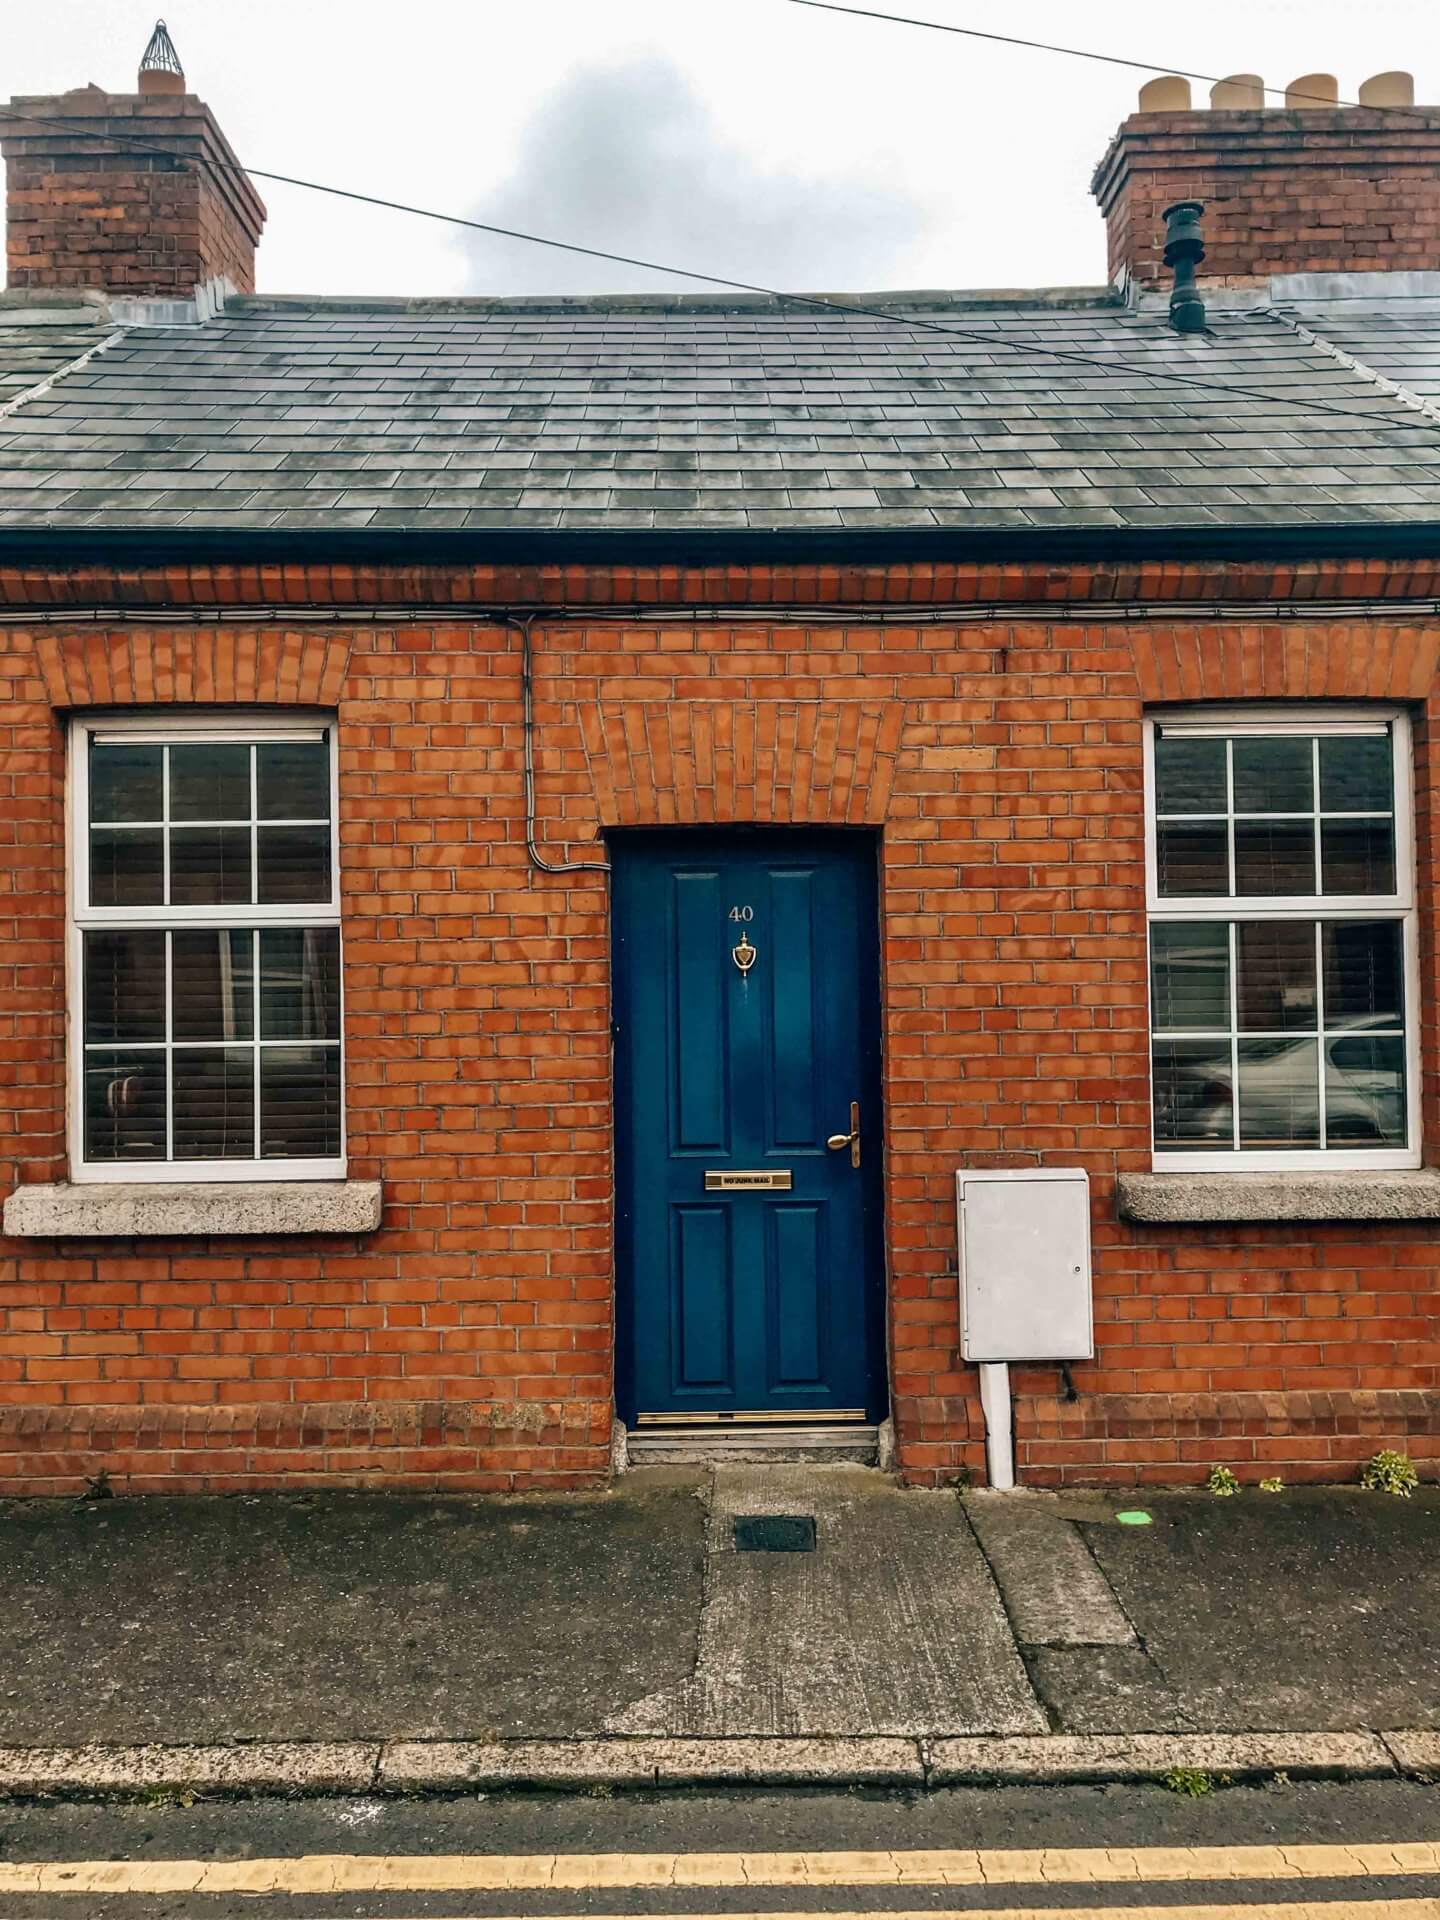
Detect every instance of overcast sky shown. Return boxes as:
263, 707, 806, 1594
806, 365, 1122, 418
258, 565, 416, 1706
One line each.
6, 1, 1438, 299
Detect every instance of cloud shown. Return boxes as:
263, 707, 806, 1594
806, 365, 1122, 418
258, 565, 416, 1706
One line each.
454, 56, 933, 295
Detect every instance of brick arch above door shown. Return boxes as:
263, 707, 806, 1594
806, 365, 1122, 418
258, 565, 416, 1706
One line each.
579, 700, 908, 827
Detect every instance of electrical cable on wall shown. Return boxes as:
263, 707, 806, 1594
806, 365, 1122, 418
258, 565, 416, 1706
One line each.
504, 613, 611, 878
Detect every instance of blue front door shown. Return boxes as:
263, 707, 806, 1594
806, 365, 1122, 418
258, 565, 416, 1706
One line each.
612, 830, 884, 1426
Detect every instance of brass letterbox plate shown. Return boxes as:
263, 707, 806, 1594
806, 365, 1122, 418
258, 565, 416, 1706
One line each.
704, 1170, 793, 1191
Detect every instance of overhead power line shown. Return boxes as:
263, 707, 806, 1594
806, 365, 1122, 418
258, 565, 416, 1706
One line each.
0, 104, 1437, 446
783, 0, 1433, 118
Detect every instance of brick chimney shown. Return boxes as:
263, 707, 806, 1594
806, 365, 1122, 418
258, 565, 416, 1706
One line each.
1092, 69, 1440, 291
0, 20, 266, 303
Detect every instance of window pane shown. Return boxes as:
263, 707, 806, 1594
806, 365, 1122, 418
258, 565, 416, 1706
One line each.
170, 826, 253, 906
172, 1047, 255, 1160
1233, 736, 1313, 814
1325, 1035, 1406, 1147
1237, 920, 1317, 1032
257, 825, 331, 904
84, 929, 166, 1042
1320, 735, 1392, 813
1150, 923, 1229, 1031
1234, 818, 1315, 896
1323, 921, 1404, 1030
1320, 818, 1395, 896
258, 740, 330, 821
89, 743, 161, 823
260, 1045, 341, 1158
169, 743, 251, 823
1155, 736, 1225, 814
83, 1050, 166, 1161
90, 829, 163, 907
260, 928, 340, 1039
1156, 820, 1227, 896
1152, 1040, 1233, 1149
172, 930, 254, 1041
1237, 1036, 1321, 1148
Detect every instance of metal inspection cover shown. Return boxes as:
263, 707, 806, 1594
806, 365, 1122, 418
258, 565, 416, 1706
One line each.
733, 1514, 817, 1553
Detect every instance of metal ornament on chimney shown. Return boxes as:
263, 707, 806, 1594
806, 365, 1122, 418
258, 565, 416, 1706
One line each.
1162, 200, 1206, 335
139, 19, 184, 76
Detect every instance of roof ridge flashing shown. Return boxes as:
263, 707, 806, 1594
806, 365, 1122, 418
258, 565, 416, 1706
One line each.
225, 285, 1120, 318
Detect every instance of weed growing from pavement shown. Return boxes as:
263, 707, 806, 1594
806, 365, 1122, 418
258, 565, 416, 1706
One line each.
1164, 1767, 1213, 1796
1361, 1449, 1420, 1497
1259, 1477, 1285, 1493
1206, 1466, 1240, 1497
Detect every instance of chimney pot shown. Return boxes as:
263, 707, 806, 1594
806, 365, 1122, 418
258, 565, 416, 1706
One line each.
1210, 74, 1265, 110
1138, 75, 1192, 111
138, 66, 185, 95
138, 20, 185, 94
1286, 72, 1339, 107
1359, 70, 1415, 107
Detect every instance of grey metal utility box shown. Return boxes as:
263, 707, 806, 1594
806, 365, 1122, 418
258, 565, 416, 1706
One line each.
957, 1167, 1094, 1362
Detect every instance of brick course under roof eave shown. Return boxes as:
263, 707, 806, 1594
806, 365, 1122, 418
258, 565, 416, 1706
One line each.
2, 547, 1440, 614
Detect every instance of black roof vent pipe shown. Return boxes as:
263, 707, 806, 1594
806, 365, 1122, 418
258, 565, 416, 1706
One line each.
1163, 200, 1206, 334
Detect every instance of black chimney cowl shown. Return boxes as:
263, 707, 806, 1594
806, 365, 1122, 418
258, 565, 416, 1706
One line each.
1163, 200, 1206, 334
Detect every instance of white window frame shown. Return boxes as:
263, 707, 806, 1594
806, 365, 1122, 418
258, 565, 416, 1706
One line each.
1143, 704, 1420, 1173
67, 710, 345, 1184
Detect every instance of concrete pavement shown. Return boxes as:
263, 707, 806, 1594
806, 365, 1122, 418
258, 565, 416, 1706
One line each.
0, 1466, 1435, 1795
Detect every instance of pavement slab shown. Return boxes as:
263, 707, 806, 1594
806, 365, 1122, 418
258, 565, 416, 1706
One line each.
965, 1492, 1137, 1647
0, 1480, 705, 1744
1021, 1646, 1189, 1734
607, 1465, 1046, 1737
1075, 1489, 1440, 1733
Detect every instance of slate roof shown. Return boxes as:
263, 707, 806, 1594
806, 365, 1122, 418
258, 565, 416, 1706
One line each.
0, 313, 108, 402
1285, 298, 1440, 408
0, 290, 1439, 546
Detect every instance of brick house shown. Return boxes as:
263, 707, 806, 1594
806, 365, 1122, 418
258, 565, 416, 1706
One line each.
0, 40, 1438, 1493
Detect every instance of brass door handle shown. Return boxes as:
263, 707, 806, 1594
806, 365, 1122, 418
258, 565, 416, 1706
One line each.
826, 1100, 861, 1168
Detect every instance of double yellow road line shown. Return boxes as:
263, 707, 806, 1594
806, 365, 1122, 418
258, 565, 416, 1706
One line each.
0, 1840, 1437, 1901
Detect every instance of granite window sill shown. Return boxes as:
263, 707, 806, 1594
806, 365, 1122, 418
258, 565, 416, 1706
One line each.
2, 1180, 383, 1239
1117, 1169, 1440, 1225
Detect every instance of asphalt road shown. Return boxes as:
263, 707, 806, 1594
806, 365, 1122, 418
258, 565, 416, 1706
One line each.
1, 1779, 1438, 1917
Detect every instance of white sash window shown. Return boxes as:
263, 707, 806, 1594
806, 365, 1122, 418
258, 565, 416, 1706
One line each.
69, 715, 344, 1182
1144, 709, 1419, 1171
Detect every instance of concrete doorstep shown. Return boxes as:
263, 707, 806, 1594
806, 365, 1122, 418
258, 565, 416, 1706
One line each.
0, 1729, 1431, 1800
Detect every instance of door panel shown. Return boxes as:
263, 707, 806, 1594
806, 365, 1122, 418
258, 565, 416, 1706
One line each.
673, 871, 728, 1152
673, 1206, 733, 1391
769, 1203, 824, 1389
613, 829, 883, 1424
768, 869, 818, 1148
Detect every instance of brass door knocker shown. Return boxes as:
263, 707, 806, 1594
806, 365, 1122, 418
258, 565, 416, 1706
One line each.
732, 934, 757, 975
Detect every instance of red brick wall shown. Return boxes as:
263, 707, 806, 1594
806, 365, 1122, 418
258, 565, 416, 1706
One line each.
1, 92, 266, 296
1092, 107, 1440, 290
1, 609, 1438, 1493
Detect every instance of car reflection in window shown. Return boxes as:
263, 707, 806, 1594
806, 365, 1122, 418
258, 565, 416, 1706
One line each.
1158, 1029, 1405, 1151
